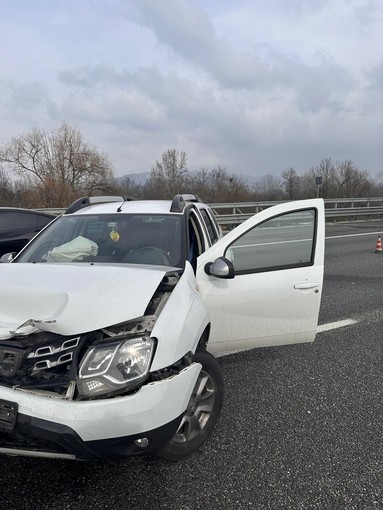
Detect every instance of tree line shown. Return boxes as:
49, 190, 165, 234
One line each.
1, 123, 382, 208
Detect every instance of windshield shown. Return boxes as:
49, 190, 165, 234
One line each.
16, 213, 184, 267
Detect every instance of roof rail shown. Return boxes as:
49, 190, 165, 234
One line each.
65, 196, 134, 214
170, 194, 202, 213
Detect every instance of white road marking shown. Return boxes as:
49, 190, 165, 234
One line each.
317, 319, 357, 332
326, 231, 382, 239
233, 238, 311, 249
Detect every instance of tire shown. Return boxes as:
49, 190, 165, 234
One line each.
157, 350, 224, 461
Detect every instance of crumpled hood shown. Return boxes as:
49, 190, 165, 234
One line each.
0, 263, 169, 339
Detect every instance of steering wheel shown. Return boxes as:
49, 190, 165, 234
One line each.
123, 246, 172, 265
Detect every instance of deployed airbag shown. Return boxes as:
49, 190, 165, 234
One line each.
46, 236, 98, 262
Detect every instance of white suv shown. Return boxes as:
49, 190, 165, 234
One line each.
0, 194, 325, 460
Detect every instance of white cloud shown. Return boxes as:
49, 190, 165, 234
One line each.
0, 0, 382, 178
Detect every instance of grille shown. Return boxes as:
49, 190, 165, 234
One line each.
0, 429, 70, 455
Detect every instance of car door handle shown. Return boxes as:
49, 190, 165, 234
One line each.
294, 282, 320, 290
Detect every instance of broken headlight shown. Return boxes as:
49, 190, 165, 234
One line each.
77, 336, 155, 398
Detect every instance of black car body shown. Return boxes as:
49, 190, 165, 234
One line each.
0, 208, 56, 257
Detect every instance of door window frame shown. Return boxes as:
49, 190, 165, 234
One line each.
223, 207, 318, 276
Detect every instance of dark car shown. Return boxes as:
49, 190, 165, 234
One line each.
0, 207, 56, 257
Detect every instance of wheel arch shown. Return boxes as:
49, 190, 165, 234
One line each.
196, 324, 211, 351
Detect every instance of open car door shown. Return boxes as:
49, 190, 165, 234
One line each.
196, 199, 325, 355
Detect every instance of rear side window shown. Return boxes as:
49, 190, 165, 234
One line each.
0, 211, 53, 233
0, 211, 37, 231
187, 211, 206, 272
199, 208, 219, 244
0, 211, 36, 231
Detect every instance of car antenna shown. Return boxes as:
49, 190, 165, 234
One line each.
117, 196, 135, 212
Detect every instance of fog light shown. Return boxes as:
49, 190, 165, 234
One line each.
134, 437, 149, 448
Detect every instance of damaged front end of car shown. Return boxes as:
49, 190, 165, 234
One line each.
0, 316, 157, 401
0, 270, 201, 459
0, 271, 184, 401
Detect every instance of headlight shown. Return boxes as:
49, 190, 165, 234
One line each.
77, 337, 155, 397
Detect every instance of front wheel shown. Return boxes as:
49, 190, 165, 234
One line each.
157, 350, 224, 461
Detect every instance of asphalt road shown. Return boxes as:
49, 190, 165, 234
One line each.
2, 220, 383, 510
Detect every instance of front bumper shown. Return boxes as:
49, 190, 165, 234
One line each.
0, 363, 200, 460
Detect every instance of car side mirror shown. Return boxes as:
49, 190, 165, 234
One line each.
204, 256, 234, 279
0, 252, 16, 263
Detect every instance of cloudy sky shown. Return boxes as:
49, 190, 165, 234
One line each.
1, 0, 382, 179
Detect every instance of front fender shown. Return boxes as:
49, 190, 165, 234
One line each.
150, 263, 210, 371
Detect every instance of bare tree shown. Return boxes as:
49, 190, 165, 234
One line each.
371, 170, 383, 196
333, 160, 371, 198
146, 149, 189, 199
301, 158, 336, 198
189, 167, 211, 200
0, 123, 115, 207
282, 168, 301, 199
112, 176, 145, 199
0, 168, 14, 206
254, 174, 283, 200
190, 166, 251, 203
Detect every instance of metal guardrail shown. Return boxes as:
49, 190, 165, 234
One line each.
209, 198, 383, 228
35, 198, 383, 228
33, 208, 66, 215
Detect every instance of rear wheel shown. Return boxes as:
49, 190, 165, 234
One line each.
157, 350, 224, 461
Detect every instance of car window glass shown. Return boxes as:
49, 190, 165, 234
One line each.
16, 213, 184, 267
0, 211, 37, 231
36, 215, 54, 229
187, 213, 205, 271
200, 208, 218, 244
225, 209, 316, 274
